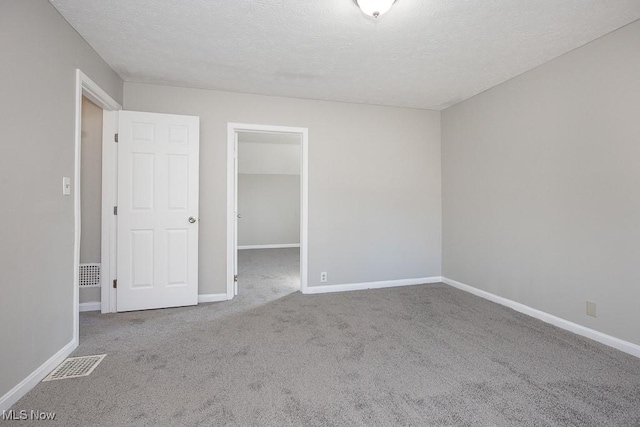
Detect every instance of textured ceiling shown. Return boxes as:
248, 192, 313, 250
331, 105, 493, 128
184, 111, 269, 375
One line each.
51, 0, 640, 110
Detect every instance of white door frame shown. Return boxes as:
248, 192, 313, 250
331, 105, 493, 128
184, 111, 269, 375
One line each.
226, 123, 309, 298
100, 106, 119, 314
74, 69, 121, 345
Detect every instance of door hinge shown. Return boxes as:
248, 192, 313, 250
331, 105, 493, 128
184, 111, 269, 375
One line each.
112, 279, 117, 289
114, 133, 119, 143
234, 275, 238, 283
113, 206, 118, 215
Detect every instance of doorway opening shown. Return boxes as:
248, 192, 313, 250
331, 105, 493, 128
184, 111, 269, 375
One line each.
73, 70, 121, 346
227, 124, 309, 299
78, 95, 104, 313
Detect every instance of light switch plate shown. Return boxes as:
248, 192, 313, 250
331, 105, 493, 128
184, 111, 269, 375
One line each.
62, 177, 71, 196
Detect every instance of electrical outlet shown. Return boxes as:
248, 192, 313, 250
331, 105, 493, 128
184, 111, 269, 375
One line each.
586, 301, 597, 317
320, 272, 327, 283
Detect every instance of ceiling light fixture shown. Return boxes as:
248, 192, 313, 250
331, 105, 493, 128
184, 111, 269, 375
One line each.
355, 0, 397, 19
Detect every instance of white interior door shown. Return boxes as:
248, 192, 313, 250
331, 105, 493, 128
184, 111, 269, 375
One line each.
116, 111, 200, 312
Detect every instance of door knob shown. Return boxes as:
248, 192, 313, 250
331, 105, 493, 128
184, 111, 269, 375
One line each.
188, 216, 197, 224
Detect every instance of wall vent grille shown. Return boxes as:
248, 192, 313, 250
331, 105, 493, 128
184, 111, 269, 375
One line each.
79, 263, 101, 287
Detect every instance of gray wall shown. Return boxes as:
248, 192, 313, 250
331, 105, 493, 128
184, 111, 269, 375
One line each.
442, 20, 640, 345
238, 141, 301, 175
124, 83, 442, 293
238, 174, 300, 247
238, 140, 301, 247
80, 96, 103, 304
0, 0, 122, 400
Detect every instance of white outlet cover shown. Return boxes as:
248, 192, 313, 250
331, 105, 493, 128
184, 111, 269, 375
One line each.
586, 301, 597, 317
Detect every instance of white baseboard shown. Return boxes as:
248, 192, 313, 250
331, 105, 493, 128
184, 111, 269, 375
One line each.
79, 302, 101, 312
304, 276, 443, 295
84, 295, 230, 309
238, 244, 300, 250
0, 339, 76, 412
198, 293, 229, 303
442, 277, 640, 359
